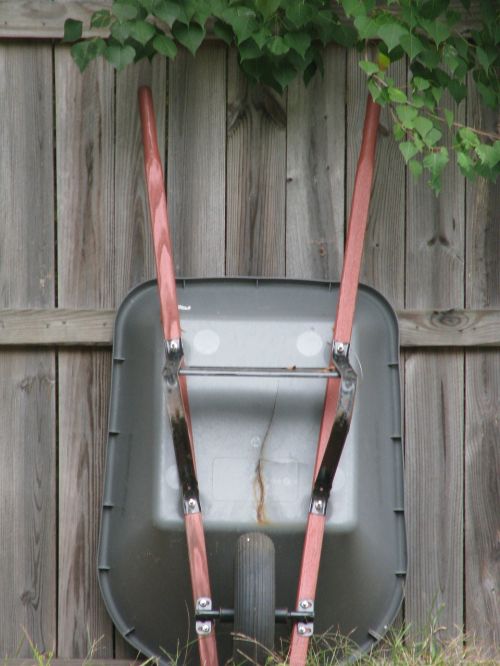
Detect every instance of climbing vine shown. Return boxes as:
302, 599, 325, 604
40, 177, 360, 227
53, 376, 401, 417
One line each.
64, 0, 500, 192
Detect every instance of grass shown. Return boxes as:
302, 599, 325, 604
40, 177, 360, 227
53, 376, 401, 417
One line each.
6, 623, 498, 666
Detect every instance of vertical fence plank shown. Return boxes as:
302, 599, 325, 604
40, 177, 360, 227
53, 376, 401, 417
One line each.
286, 46, 345, 281
168, 44, 226, 277
0, 43, 56, 657
226, 49, 286, 276
405, 95, 465, 638
114, 57, 167, 302
465, 91, 500, 654
346, 51, 406, 305
55, 48, 114, 657
113, 57, 167, 659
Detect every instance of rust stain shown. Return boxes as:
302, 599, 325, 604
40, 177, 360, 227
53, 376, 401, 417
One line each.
253, 391, 278, 524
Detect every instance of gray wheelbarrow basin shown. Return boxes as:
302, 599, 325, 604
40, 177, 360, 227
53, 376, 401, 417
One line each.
98, 277, 406, 663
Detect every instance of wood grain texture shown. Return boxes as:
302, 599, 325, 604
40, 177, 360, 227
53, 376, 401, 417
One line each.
347, 50, 406, 307
0, 43, 56, 656
405, 91, 465, 638
0, 1, 112, 38
55, 47, 114, 657
464, 88, 500, 655
167, 44, 226, 277
286, 45, 345, 281
114, 57, 167, 661
226, 48, 286, 277
3, 308, 500, 347
114, 58, 166, 301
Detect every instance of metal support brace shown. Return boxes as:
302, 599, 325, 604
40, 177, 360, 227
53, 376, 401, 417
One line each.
164, 338, 201, 515
310, 342, 357, 516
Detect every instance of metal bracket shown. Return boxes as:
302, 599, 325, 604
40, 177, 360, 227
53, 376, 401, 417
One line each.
310, 341, 357, 516
195, 597, 213, 635
163, 337, 201, 515
296, 600, 314, 636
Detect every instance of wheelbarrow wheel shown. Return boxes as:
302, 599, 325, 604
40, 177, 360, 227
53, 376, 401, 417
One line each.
233, 532, 275, 665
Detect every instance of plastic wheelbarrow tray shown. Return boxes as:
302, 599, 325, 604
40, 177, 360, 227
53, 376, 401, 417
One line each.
98, 276, 406, 662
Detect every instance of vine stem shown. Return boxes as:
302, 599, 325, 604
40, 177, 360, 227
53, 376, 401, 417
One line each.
371, 75, 500, 141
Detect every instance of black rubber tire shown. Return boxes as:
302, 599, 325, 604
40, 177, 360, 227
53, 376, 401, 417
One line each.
233, 532, 275, 665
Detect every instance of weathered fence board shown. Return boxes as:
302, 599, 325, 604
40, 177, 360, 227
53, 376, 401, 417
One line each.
0, 43, 56, 657
226, 50, 286, 276
3, 307, 500, 348
465, 89, 500, 654
286, 45, 345, 281
0, 1, 112, 38
55, 48, 115, 658
405, 93, 466, 638
168, 44, 226, 277
0, 34, 499, 661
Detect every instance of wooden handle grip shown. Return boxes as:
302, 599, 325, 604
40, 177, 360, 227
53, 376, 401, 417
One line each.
139, 86, 181, 341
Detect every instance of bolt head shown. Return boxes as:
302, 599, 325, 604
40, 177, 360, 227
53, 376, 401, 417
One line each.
188, 498, 197, 509
201, 623, 211, 633
300, 600, 311, 610
314, 500, 323, 511
298, 625, 307, 635
198, 598, 209, 608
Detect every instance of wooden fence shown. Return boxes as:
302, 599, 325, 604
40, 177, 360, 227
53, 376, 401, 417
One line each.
0, 2, 498, 661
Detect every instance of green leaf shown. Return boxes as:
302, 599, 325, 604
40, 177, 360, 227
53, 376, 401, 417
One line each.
393, 123, 405, 141
128, 20, 155, 44
268, 36, 290, 56
423, 147, 449, 192
420, 0, 450, 20
286, 4, 314, 28
222, 7, 258, 45
152, 33, 177, 57
172, 21, 205, 55
91, 10, 112, 29
419, 19, 451, 46
475, 143, 500, 168
111, 20, 131, 44
448, 78, 466, 103
239, 38, 261, 61
329, 24, 358, 48
104, 44, 136, 69
112, 2, 138, 21
377, 22, 408, 53
255, 0, 280, 21
414, 116, 434, 138
476, 81, 497, 109
409, 158, 423, 178
399, 33, 424, 60
458, 127, 481, 149
412, 76, 430, 91
213, 20, 233, 45
284, 32, 311, 59
342, 0, 367, 18
252, 28, 271, 50
63, 19, 83, 42
70, 38, 106, 71
396, 105, 419, 126
425, 127, 442, 146
399, 141, 419, 162
457, 151, 475, 177
476, 46, 496, 73
154, 0, 183, 27
272, 61, 297, 91
359, 60, 379, 76
388, 87, 407, 103
354, 15, 380, 40
444, 108, 454, 128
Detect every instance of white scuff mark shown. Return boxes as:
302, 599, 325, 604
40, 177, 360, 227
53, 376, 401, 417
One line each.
178, 304, 191, 311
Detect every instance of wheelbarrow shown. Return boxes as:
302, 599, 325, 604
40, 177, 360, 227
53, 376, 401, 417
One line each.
98, 87, 406, 665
